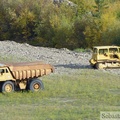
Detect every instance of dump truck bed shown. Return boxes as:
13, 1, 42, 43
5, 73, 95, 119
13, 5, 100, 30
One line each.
5, 62, 54, 80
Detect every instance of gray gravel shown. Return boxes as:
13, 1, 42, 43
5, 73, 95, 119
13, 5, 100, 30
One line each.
0, 41, 120, 75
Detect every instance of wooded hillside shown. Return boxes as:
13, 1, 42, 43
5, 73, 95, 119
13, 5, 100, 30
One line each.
0, 0, 120, 49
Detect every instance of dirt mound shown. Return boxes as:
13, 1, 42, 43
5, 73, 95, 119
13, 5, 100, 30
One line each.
0, 41, 120, 75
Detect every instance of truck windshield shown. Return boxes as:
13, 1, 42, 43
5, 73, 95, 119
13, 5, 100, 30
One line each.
0, 69, 8, 73
99, 49, 108, 55
0, 69, 4, 73
109, 48, 118, 53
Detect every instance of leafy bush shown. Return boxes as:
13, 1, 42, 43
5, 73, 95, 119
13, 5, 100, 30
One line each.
0, 0, 120, 49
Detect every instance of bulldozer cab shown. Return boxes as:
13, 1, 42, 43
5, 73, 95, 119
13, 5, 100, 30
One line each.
92, 47, 109, 61
92, 46, 120, 60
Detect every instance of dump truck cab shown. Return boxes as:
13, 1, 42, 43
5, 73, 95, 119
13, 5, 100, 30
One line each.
0, 64, 15, 82
89, 46, 120, 69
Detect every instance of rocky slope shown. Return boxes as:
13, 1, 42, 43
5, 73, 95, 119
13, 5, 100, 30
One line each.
0, 41, 120, 75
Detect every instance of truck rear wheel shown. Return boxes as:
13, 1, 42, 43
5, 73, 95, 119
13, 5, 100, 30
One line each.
29, 79, 44, 92
2, 81, 15, 93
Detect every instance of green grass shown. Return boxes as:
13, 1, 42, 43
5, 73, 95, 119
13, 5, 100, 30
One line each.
0, 69, 119, 120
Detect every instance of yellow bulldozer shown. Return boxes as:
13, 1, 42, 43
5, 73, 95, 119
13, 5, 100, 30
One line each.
89, 46, 120, 69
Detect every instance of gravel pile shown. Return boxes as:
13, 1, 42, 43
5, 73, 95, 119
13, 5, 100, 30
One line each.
0, 41, 120, 75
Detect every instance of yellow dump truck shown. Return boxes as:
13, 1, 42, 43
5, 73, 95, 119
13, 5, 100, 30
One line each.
0, 62, 54, 93
89, 46, 120, 69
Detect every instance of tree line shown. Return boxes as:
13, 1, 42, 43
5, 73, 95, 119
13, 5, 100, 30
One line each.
0, 0, 120, 49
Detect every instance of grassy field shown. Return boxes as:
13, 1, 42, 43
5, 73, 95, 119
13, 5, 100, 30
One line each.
0, 69, 119, 120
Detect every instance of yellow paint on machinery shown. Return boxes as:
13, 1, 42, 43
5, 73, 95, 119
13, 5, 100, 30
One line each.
89, 46, 120, 69
0, 62, 54, 92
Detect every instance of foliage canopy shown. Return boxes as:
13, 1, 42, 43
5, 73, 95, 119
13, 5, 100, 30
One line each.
0, 0, 120, 49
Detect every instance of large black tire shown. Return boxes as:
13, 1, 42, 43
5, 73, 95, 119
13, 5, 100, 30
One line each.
0, 83, 3, 92
29, 79, 44, 92
2, 81, 15, 93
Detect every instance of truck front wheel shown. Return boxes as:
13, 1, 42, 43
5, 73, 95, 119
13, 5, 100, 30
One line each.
29, 79, 44, 92
2, 81, 15, 93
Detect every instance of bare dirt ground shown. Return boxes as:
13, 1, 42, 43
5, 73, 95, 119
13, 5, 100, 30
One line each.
0, 41, 120, 76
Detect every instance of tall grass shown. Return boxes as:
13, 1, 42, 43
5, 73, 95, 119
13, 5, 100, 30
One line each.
0, 69, 119, 120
